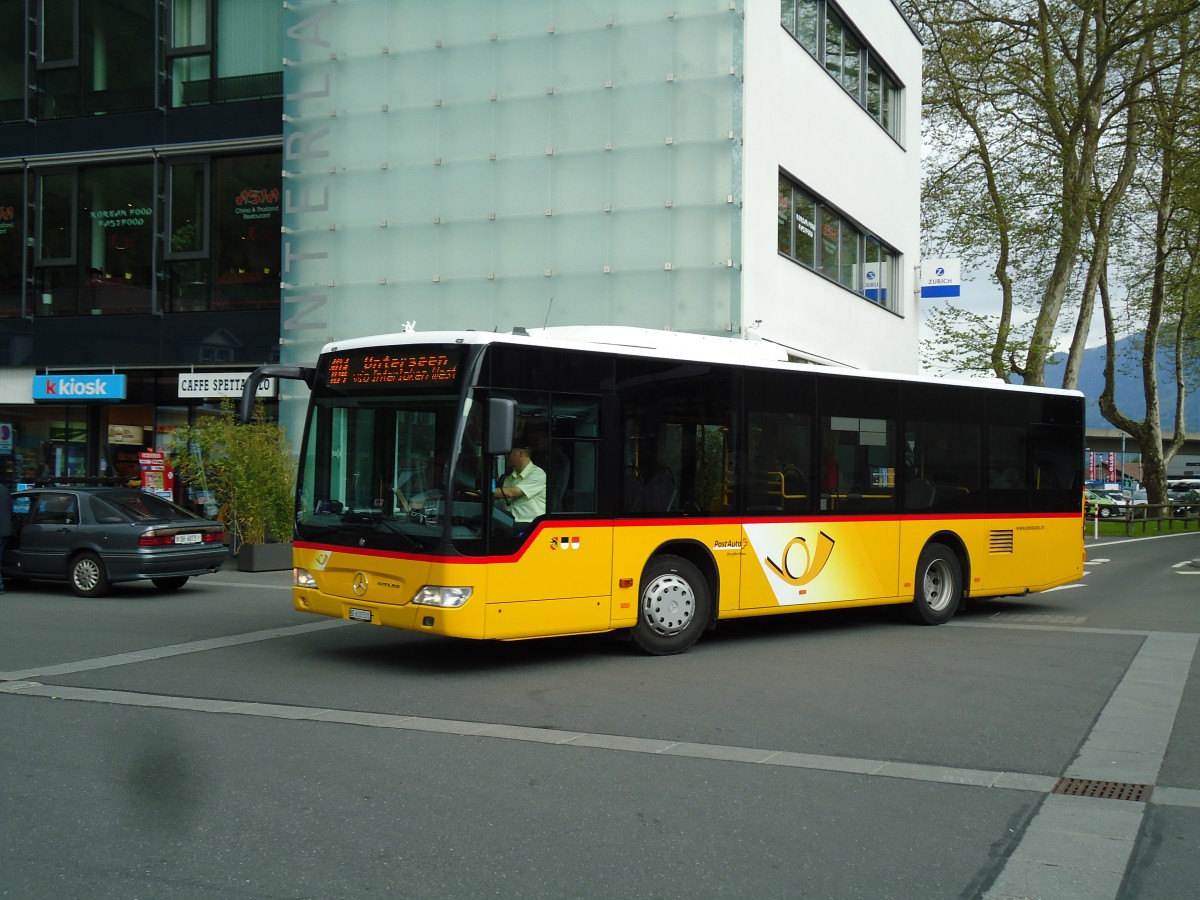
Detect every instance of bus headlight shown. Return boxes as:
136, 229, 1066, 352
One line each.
294, 568, 318, 589
411, 585, 473, 608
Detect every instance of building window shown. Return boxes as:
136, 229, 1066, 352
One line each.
15, 153, 280, 318
781, 0, 903, 142
37, 0, 156, 118
170, 0, 282, 107
34, 163, 154, 316
0, 171, 23, 318
0, 2, 25, 123
165, 152, 280, 312
778, 174, 899, 313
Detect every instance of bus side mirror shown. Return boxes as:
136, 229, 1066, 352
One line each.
486, 398, 517, 455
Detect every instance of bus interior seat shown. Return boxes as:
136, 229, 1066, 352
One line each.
549, 446, 572, 512
623, 466, 643, 512
642, 467, 677, 512
905, 477, 936, 509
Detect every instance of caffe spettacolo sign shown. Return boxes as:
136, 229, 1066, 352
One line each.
177, 372, 277, 399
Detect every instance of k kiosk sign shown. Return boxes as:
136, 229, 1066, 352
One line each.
32, 374, 127, 401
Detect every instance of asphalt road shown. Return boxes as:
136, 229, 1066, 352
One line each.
2, 530, 1198, 899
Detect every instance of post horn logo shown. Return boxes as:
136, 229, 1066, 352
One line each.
765, 532, 836, 590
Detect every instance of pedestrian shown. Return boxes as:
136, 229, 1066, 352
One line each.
0, 480, 11, 594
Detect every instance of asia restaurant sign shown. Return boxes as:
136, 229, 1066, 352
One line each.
234, 188, 280, 221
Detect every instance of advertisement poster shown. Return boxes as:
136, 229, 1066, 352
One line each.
138, 451, 174, 500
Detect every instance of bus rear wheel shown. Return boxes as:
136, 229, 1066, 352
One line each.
908, 543, 961, 625
632, 555, 709, 655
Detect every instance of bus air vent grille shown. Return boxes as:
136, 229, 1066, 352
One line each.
989, 530, 1014, 554
1051, 777, 1152, 802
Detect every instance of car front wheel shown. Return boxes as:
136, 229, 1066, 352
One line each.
70, 552, 111, 598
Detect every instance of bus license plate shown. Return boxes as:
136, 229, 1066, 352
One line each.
174, 533, 202, 544
349, 607, 372, 622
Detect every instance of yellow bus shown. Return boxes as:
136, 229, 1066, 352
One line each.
249, 326, 1085, 655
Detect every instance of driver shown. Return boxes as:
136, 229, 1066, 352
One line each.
494, 443, 546, 522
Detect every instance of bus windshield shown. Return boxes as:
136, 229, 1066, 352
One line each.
296, 392, 493, 554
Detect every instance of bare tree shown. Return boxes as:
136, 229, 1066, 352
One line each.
1099, 13, 1200, 503
909, 0, 1200, 387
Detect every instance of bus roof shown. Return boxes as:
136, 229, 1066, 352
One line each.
320, 325, 1082, 398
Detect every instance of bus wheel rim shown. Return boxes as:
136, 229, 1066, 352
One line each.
642, 574, 695, 637
922, 559, 953, 612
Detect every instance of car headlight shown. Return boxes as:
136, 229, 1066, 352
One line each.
294, 568, 318, 589
411, 585, 473, 608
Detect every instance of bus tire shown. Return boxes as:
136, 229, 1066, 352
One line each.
908, 543, 961, 625
631, 555, 709, 655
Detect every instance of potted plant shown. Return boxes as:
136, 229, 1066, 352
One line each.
169, 399, 295, 572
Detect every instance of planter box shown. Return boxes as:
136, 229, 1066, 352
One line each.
236, 542, 294, 572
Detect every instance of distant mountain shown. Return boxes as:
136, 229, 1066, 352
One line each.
1043, 335, 1200, 431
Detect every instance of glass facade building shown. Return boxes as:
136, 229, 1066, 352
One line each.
279, 0, 921, 405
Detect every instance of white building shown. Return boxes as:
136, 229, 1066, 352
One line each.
280, 0, 921, 386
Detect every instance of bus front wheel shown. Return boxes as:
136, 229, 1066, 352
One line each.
632, 555, 710, 655
909, 543, 961, 625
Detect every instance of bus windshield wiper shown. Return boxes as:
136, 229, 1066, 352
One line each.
339, 510, 424, 549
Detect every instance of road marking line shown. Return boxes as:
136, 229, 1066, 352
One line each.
3, 675, 1199, 814
0, 620, 349, 681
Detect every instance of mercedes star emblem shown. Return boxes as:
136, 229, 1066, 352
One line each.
352, 572, 369, 597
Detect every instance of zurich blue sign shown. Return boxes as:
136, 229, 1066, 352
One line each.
33, 374, 127, 401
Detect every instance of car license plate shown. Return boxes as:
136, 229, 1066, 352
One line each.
174, 533, 202, 544
349, 607, 372, 622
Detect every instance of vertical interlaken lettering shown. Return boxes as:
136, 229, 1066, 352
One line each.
282, 9, 333, 338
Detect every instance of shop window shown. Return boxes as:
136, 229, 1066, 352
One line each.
34, 163, 153, 316
213, 153, 280, 310
37, 170, 77, 264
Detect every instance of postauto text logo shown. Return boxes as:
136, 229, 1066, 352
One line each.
33, 374, 127, 400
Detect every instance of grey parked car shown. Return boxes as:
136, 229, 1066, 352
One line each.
2, 487, 227, 597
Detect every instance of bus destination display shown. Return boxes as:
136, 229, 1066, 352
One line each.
325, 349, 462, 389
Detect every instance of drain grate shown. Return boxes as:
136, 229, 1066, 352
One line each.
1051, 777, 1153, 802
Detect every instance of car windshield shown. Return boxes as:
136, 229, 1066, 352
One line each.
97, 492, 203, 522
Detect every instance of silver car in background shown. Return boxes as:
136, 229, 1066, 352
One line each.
2, 487, 227, 597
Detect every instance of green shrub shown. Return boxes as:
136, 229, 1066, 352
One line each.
169, 400, 295, 549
